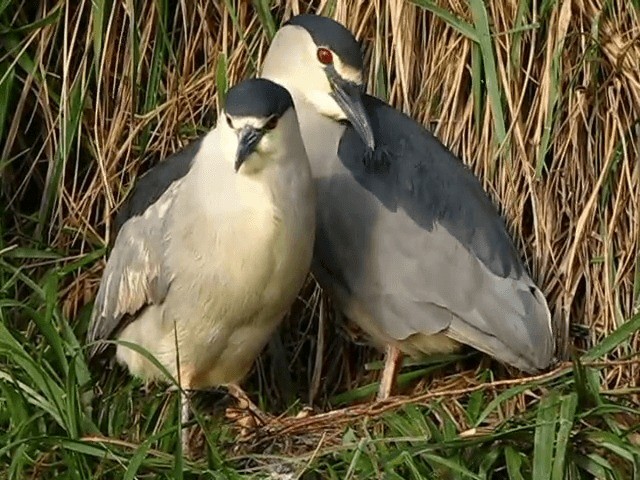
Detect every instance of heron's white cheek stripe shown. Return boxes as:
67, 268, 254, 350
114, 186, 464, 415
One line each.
333, 59, 362, 85
307, 91, 347, 122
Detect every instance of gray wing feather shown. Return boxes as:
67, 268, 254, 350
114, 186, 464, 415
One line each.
88, 181, 180, 356
88, 138, 200, 353
315, 95, 554, 371
114, 138, 201, 235
338, 95, 523, 279
370, 216, 553, 371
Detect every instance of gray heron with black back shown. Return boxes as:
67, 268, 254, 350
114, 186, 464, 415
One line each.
260, 14, 555, 400
86, 78, 315, 448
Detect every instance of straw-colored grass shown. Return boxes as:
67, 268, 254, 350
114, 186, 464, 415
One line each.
1, 0, 639, 477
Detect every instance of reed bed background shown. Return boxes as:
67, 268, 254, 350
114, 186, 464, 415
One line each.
1, 0, 639, 478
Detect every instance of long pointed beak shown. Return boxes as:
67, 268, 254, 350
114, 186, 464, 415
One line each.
329, 74, 375, 152
235, 126, 264, 172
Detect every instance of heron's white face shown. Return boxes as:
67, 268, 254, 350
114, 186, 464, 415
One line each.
261, 25, 363, 122
220, 107, 303, 175
261, 24, 375, 151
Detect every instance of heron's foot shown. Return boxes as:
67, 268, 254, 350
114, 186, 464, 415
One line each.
182, 427, 195, 458
377, 345, 403, 401
179, 389, 197, 457
225, 384, 271, 434
140, 380, 154, 395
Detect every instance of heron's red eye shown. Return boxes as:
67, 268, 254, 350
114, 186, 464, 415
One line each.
265, 116, 278, 130
317, 47, 333, 65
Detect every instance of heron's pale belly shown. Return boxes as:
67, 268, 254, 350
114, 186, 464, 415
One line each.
116, 205, 314, 389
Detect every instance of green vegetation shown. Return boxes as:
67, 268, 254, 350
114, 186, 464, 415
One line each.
1, 0, 638, 478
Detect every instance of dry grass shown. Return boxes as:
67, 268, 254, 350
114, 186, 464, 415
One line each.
1, 0, 639, 468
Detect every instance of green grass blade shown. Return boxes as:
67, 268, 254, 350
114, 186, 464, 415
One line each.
471, 44, 483, 135
91, 0, 106, 71
551, 393, 578, 480
504, 446, 526, 480
468, 0, 508, 160
583, 313, 640, 360
216, 53, 228, 106
474, 383, 534, 427
0, 247, 61, 260
57, 248, 106, 276
573, 357, 601, 408
0, 6, 61, 35
0, 327, 66, 428
421, 453, 483, 479
2, 33, 41, 85
222, 0, 257, 71
39, 79, 85, 237
633, 244, 640, 308
535, 2, 570, 177
253, 0, 277, 39
125, 427, 183, 480
0, 60, 14, 145
574, 453, 613, 478
510, 0, 531, 72
410, 0, 478, 42
532, 390, 559, 480
588, 431, 640, 464
0, 0, 12, 17
40, 272, 70, 375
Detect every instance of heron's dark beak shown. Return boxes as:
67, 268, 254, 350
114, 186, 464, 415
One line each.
328, 70, 375, 152
235, 126, 264, 172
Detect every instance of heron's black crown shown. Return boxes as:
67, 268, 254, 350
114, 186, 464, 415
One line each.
225, 78, 294, 119
286, 14, 363, 71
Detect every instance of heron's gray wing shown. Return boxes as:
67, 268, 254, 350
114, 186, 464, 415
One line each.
114, 138, 202, 234
341, 95, 523, 279
323, 94, 553, 371
87, 182, 179, 357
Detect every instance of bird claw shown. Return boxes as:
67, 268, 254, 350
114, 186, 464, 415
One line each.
225, 406, 262, 438
224, 384, 271, 435
377, 345, 403, 401
294, 406, 314, 419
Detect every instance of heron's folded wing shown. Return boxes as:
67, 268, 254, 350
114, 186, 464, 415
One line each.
334, 95, 554, 371
87, 187, 178, 357
114, 138, 202, 235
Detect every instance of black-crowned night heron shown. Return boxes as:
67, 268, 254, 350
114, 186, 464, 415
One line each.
86, 78, 315, 444
261, 15, 555, 400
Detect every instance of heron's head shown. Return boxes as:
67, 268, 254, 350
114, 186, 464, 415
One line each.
221, 78, 301, 175
261, 14, 375, 151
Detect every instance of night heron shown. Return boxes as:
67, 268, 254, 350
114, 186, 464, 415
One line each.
261, 15, 555, 400
86, 78, 315, 444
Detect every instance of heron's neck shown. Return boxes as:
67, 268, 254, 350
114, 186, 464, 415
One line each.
282, 86, 345, 179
